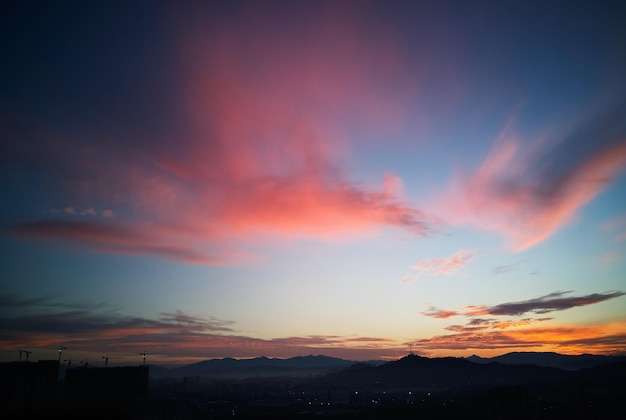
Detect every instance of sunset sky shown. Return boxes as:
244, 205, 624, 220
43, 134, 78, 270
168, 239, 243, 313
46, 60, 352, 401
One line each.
1, 0, 626, 366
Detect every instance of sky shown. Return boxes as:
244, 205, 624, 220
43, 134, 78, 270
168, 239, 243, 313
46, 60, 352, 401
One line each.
1, 0, 626, 366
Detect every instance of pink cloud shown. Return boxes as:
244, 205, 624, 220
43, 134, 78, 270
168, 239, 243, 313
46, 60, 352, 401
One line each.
602, 213, 626, 243
3, 3, 437, 264
402, 249, 474, 283
384, 172, 404, 198
420, 308, 461, 319
440, 102, 626, 251
156, 5, 428, 240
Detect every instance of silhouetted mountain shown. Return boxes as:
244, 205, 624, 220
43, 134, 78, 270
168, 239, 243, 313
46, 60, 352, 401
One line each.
147, 351, 626, 385
169, 355, 359, 379
465, 351, 626, 370
147, 363, 174, 379
144, 355, 626, 418
577, 360, 626, 389
465, 354, 487, 363
313, 354, 569, 393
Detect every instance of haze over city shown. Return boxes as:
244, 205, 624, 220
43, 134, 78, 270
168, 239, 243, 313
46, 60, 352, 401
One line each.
1, 0, 625, 367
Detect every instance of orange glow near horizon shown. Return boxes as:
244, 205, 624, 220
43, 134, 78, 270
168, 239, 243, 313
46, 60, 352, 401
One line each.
3, 317, 625, 365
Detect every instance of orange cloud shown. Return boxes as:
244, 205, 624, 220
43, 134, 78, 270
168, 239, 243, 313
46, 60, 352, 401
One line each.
444, 318, 550, 332
412, 322, 626, 355
415, 291, 626, 356
420, 308, 461, 319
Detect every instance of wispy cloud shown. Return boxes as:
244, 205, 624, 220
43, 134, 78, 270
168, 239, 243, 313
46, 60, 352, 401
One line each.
491, 260, 524, 275
0, 310, 234, 342
0, 293, 109, 312
415, 292, 626, 355
444, 318, 551, 332
422, 291, 625, 319
442, 100, 626, 251
3, 220, 224, 265
468, 291, 625, 317
1, 3, 438, 265
401, 249, 474, 283
0, 295, 405, 362
602, 213, 626, 243
420, 307, 461, 319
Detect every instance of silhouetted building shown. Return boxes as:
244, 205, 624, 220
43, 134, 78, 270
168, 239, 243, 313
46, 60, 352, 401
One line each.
63, 365, 148, 414
0, 360, 59, 414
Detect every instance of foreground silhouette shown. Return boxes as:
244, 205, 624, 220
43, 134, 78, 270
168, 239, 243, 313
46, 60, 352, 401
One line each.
2, 353, 625, 419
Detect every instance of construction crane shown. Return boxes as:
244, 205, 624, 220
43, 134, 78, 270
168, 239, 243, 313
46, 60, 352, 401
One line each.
58, 346, 67, 362
19, 349, 31, 362
139, 351, 164, 366
102, 354, 116, 368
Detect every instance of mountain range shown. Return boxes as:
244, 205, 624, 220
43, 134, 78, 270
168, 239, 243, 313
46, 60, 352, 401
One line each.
149, 354, 381, 379
147, 351, 625, 381
312, 354, 569, 392
466, 351, 625, 370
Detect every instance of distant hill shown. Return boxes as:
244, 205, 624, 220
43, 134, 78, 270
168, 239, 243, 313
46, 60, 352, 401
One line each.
577, 360, 626, 389
152, 355, 368, 379
465, 351, 626, 370
311, 354, 569, 393
147, 351, 626, 381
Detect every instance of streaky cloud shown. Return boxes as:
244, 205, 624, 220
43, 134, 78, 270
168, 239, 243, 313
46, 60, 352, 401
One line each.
602, 213, 626, 243
412, 249, 473, 275
3, 220, 224, 265
402, 249, 474, 283
478, 291, 626, 316
0, 2, 438, 265
422, 291, 625, 318
412, 322, 626, 355
0, 293, 110, 313
444, 318, 548, 332
420, 307, 460, 319
0, 294, 405, 362
443, 98, 626, 251
491, 260, 524, 275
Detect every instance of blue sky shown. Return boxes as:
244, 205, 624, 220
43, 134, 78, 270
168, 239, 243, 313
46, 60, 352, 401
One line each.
1, 0, 625, 366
